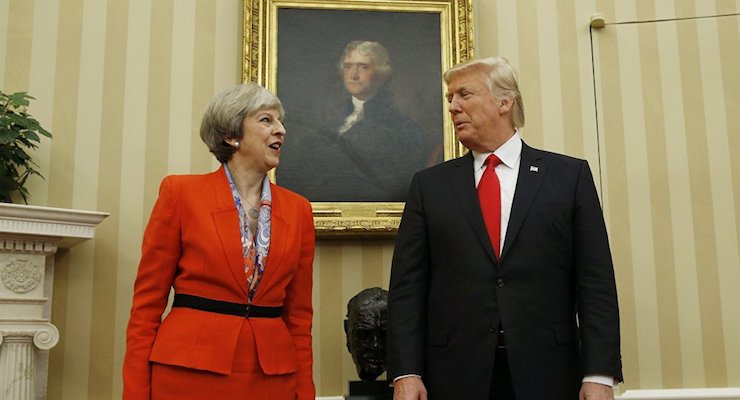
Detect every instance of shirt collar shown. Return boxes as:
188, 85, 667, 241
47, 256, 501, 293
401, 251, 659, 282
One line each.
472, 130, 522, 172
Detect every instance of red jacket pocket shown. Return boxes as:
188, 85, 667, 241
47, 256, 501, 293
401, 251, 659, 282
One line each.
149, 308, 243, 374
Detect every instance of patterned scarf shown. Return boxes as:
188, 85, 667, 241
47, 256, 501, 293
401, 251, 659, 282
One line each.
224, 164, 272, 302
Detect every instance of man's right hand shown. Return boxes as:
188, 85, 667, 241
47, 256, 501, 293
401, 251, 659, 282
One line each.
393, 376, 428, 400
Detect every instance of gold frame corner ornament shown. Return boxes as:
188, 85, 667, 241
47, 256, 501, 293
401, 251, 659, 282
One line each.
242, 0, 474, 238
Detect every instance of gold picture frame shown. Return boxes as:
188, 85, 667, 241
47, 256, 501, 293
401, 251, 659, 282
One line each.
243, 0, 473, 238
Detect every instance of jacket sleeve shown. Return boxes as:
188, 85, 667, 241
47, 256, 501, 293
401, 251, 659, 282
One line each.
572, 161, 623, 382
122, 176, 182, 399
282, 198, 316, 399
387, 173, 431, 380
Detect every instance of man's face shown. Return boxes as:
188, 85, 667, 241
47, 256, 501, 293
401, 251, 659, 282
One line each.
446, 68, 510, 152
346, 305, 386, 380
342, 50, 383, 100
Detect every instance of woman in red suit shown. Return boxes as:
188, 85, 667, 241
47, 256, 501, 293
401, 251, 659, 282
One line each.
123, 83, 315, 399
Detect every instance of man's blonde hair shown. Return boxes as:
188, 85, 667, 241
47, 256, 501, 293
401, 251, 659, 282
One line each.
444, 56, 525, 128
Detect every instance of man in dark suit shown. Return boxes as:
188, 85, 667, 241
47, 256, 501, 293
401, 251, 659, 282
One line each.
387, 56, 622, 400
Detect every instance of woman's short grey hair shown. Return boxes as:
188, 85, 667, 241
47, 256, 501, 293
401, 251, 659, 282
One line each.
443, 56, 525, 128
337, 41, 393, 82
199, 83, 285, 163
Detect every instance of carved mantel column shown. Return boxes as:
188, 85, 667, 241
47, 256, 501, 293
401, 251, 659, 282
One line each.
0, 203, 108, 400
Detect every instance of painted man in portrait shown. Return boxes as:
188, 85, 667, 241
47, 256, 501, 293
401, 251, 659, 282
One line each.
278, 41, 427, 202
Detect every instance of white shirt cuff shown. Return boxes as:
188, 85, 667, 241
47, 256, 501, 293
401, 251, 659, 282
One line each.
391, 374, 422, 386
582, 374, 617, 388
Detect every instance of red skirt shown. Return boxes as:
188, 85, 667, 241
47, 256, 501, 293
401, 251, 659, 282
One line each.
150, 319, 298, 400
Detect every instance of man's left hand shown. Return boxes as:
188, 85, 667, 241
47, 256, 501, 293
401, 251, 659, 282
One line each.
579, 382, 614, 400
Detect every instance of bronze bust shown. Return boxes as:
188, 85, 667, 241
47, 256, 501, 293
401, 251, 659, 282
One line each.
344, 287, 388, 381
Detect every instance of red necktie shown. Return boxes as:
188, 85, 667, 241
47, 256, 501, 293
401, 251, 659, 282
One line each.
478, 154, 502, 259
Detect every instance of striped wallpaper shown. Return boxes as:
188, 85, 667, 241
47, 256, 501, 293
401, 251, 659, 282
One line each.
592, 3, 740, 389
1, 0, 738, 398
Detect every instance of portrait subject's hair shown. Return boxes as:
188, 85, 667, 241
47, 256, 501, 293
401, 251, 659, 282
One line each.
199, 83, 285, 163
444, 56, 525, 128
337, 40, 393, 82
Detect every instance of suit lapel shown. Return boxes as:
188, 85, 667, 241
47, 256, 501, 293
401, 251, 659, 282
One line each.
448, 153, 498, 263
211, 166, 250, 297
501, 143, 545, 260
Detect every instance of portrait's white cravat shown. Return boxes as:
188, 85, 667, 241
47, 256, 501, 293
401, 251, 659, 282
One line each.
338, 98, 365, 136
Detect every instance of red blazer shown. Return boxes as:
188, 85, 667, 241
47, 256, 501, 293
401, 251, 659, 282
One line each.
123, 166, 315, 399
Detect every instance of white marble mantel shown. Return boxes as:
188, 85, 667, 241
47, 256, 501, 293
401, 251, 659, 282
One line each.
0, 203, 108, 400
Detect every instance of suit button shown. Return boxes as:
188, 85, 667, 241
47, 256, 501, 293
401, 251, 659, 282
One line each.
497, 278, 504, 288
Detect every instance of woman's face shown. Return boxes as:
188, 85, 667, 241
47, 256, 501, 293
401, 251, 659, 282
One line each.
233, 108, 285, 172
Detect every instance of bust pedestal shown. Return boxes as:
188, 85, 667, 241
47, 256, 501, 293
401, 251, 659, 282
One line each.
0, 203, 108, 399
346, 380, 393, 400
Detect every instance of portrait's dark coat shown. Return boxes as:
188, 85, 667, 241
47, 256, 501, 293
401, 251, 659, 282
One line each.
278, 90, 427, 202
387, 144, 622, 400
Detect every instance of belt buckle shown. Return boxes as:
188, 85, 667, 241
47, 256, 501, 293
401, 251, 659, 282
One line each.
244, 304, 251, 317
496, 330, 506, 348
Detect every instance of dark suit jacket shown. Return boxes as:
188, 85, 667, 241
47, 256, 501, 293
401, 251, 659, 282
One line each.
387, 143, 622, 400
123, 166, 315, 399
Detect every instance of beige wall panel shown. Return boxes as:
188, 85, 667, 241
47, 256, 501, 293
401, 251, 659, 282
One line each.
574, 0, 602, 189
190, 0, 218, 173
472, 0, 496, 56
316, 242, 344, 395
61, 243, 95, 399
47, 0, 82, 210
68, 4, 109, 397
495, 0, 519, 75
214, 0, 242, 91
593, 10, 643, 393
594, 1, 740, 391
112, 0, 152, 397
516, 1, 543, 148
88, 0, 129, 397
41, 0, 84, 398
3, 0, 33, 91
537, 0, 565, 153
695, 4, 740, 384
26, 0, 59, 204
339, 242, 364, 389
72, 0, 106, 210
616, 16, 664, 392
0, 0, 9, 84
142, 0, 174, 215
674, 3, 728, 386
1, 0, 739, 398
715, 11, 740, 388
167, 0, 196, 174
635, 5, 685, 388
556, 0, 584, 158
653, 0, 706, 388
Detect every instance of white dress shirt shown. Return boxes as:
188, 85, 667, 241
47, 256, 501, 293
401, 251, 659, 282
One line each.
472, 131, 522, 255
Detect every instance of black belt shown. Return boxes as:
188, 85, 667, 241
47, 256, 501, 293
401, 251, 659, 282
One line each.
172, 293, 283, 318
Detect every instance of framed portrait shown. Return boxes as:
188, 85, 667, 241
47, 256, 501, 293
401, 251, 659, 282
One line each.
243, 0, 473, 237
